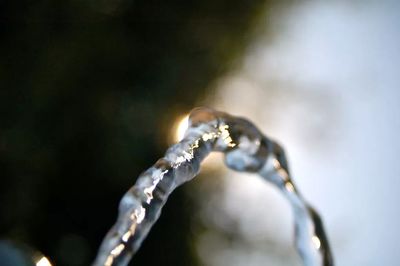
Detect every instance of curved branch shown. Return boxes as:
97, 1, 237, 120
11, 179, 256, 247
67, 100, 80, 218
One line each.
93, 107, 333, 266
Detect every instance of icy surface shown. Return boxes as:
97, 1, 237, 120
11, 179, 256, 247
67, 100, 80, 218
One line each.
93, 107, 333, 266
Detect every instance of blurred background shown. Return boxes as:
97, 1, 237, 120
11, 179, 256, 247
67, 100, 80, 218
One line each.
1, 1, 399, 265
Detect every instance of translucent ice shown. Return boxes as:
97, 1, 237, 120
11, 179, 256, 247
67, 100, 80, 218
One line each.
93, 107, 333, 266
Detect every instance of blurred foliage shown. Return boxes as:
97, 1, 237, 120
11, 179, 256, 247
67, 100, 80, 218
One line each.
0, 0, 268, 265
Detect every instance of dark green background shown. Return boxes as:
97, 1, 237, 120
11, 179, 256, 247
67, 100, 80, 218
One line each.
0, 1, 269, 265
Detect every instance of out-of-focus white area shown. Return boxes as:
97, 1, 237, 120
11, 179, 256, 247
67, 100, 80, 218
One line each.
173, 114, 190, 143
195, 1, 400, 266
36, 256, 52, 266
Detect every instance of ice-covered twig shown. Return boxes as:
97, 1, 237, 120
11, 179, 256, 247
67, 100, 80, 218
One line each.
93, 107, 333, 266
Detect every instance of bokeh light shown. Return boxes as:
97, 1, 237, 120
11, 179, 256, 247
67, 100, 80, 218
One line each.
36, 256, 52, 266
173, 115, 189, 143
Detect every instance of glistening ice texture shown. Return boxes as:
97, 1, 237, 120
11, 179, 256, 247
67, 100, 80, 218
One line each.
93, 107, 333, 266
